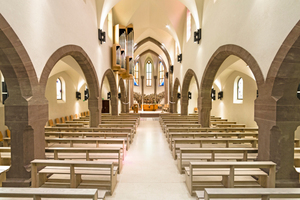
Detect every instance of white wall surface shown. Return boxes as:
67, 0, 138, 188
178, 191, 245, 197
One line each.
211, 71, 257, 127
45, 72, 88, 122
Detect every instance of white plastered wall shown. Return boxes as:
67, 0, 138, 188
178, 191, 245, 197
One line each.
176, 0, 300, 88
45, 72, 88, 122
0, 0, 112, 88
211, 71, 257, 127
187, 76, 198, 114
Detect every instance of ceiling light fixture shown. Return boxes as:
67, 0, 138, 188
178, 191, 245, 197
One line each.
166, 25, 170, 29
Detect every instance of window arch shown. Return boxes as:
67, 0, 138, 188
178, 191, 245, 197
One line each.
56, 78, 62, 100
159, 61, 164, 86
237, 77, 243, 100
134, 62, 139, 86
146, 60, 152, 86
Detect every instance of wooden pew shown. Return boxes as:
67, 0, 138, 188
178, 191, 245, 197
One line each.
45, 127, 134, 137
31, 159, 117, 195
45, 137, 127, 151
171, 138, 258, 159
66, 120, 89, 125
0, 147, 11, 165
45, 131, 132, 147
177, 148, 258, 173
45, 147, 123, 173
200, 188, 300, 200
0, 187, 103, 200
185, 161, 276, 195
164, 124, 201, 134
55, 123, 85, 128
0, 166, 10, 186
168, 132, 259, 144
216, 124, 246, 128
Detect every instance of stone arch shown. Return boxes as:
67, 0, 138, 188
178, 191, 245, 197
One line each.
40, 45, 101, 127
135, 49, 169, 104
118, 77, 127, 113
255, 20, 300, 186
100, 69, 118, 115
199, 44, 264, 127
134, 37, 172, 66
0, 14, 48, 185
181, 69, 200, 116
171, 78, 181, 113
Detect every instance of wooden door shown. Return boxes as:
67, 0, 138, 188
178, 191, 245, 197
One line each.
102, 100, 110, 113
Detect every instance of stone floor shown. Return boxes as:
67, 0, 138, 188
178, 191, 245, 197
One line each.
105, 118, 195, 200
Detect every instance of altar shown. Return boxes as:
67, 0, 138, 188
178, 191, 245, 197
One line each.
143, 104, 158, 111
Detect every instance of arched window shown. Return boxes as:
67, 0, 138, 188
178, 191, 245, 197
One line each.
159, 61, 164, 86
237, 77, 243, 100
134, 62, 139, 86
146, 60, 152, 86
56, 78, 62, 100
186, 9, 192, 42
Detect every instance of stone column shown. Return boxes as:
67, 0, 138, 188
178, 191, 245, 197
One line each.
111, 93, 118, 116
130, 79, 134, 108
164, 73, 168, 104
141, 76, 144, 110
88, 96, 100, 127
3, 94, 48, 187
255, 86, 300, 187
169, 71, 173, 113
199, 96, 211, 127
154, 76, 157, 103
126, 79, 130, 113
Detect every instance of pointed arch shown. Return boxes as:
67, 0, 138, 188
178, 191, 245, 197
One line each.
181, 69, 200, 115
100, 69, 118, 115
199, 44, 264, 127
40, 45, 101, 126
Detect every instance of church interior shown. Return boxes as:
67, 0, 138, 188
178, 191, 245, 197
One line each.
0, 0, 300, 199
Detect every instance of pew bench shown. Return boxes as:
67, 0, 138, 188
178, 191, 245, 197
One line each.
98, 124, 136, 134
0, 187, 104, 200
177, 148, 258, 173
31, 159, 117, 195
168, 132, 259, 144
0, 166, 10, 186
0, 147, 11, 165
171, 138, 258, 159
45, 147, 123, 173
199, 188, 300, 200
55, 123, 85, 128
185, 161, 276, 195
66, 121, 89, 125
45, 137, 127, 151
163, 124, 201, 134
45, 131, 131, 147
216, 124, 246, 128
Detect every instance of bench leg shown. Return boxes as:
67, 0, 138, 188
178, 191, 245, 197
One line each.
33, 195, 41, 200
0, 172, 6, 186
262, 195, 270, 200
76, 174, 82, 187
38, 173, 47, 187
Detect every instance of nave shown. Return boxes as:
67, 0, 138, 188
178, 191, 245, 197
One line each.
106, 118, 194, 200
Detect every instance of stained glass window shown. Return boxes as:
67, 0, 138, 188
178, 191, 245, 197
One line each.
146, 60, 152, 86
56, 78, 62, 100
237, 77, 243, 100
134, 62, 139, 86
159, 61, 164, 86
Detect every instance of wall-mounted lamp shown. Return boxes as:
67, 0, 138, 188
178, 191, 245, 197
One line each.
194, 29, 201, 44
211, 88, 216, 100
107, 92, 111, 99
98, 29, 106, 44
188, 91, 192, 99
177, 93, 181, 99
170, 65, 174, 74
84, 88, 89, 101
165, 72, 169, 78
177, 54, 182, 63
218, 91, 223, 100
118, 93, 121, 99
76, 92, 81, 100
257, 90, 259, 98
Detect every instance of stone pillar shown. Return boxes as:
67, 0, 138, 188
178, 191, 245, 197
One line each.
126, 79, 130, 113
111, 94, 118, 116
199, 96, 211, 127
255, 86, 300, 187
3, 94, 48, 187
164, 73, 168, 105
130, 79, 134, 108
88, 96, 100, 127
141, 76, 144, 110
154, 76, 157, 103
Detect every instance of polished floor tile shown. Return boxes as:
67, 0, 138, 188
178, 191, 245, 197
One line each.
105, 119, 195, 200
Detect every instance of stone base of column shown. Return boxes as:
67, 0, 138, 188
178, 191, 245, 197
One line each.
276, 179, 300, 188
3, 178, 31, 187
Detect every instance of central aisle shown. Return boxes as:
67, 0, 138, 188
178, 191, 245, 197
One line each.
106, 118, 195, 200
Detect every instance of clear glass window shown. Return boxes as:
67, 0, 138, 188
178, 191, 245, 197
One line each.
56, 78, 62, 100
134, 62, 139, 86
237, 78, 243, 100
146, 60, 152, 86
159, 62, 164, 86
